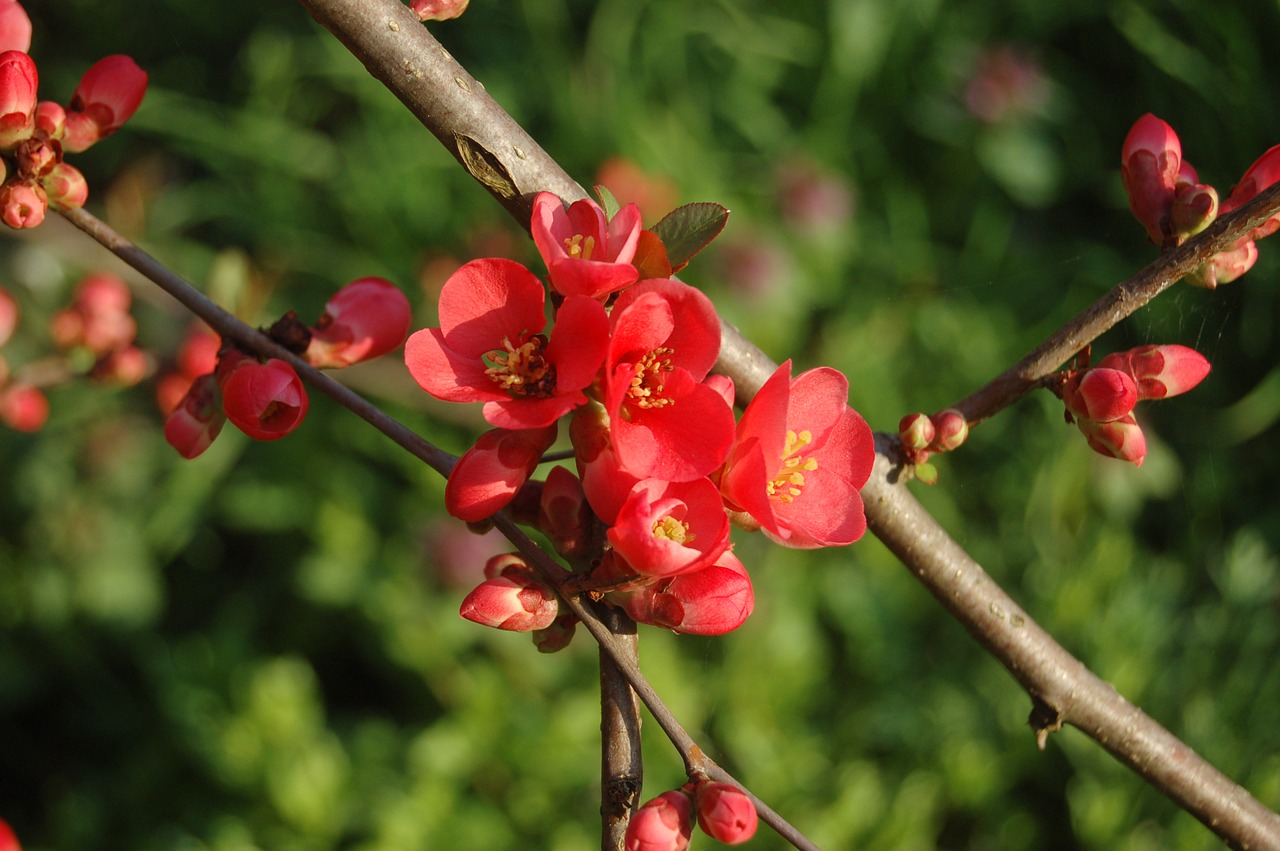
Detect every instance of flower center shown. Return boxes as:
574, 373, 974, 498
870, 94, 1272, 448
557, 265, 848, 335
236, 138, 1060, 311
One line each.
652, 515, 694, 545
626, 347, 675, 409
563, 233, 596, 261
766, 429, 818, 503
485, 334, 557, 397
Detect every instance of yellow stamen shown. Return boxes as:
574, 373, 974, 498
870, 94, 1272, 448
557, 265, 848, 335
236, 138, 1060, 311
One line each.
627, 347, 675, 409
766, 429, 818, 503
652, 515, 694, 545
564, 233, 596, 261
485, 334, 556, 397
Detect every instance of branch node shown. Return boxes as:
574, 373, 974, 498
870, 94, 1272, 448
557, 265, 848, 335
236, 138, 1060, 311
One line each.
1029, 697, 1064, 751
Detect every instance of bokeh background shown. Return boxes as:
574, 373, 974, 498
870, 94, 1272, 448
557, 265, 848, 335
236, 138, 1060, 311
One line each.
3, 0, 1280, 848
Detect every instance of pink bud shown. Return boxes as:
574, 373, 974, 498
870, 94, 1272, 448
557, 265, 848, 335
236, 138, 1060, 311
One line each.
163, 373, 225, 459
1098, 344, 1210, 400
305, 276, 411, 368
1221, 144, 1280, 241
0, 49, 36, 148
0, 2, 31, 54
898, 412, 935, 451
928, 408, 969, 452
62, 55, 148, 153
219, 357, 309, 441
0, 178, 44, 228
0, 381, 47, 431
0, 816, 21, 851
91, 344, 149, 385
444, 424, 558, 522
0, 285, 17, 347
13, 135, 56, 178
1120, 113, 1182, 245
538, 465, 590, 560
641, 551, 755, 636
1169, 182, 1217, 239
459, 573, 558, 632
625, 790, 694, 851
694, 781, 759, 845
35, 100, 64, 138
43, 161, 89, 210
1076, 413, 1147, 466
532, 613, 578, 653
409, 0, 470, 20
1061, 367, 1138, 422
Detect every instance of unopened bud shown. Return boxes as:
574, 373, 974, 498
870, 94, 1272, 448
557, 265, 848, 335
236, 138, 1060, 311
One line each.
218, 357, 309, 441
1221, 143, 1280, 241
1186, 238, 1258, 289
0, 381, 47, 431
694, 781, 758, 845
1061, 367, 1138, 422
409, 0, 470, 21
1120, 113, 1182, 245
625, 789, 694, 851
0, 285, 17, 347
163, 373, 225, 459
0, 2, 32, 54
0, 178, 45, 229
459, 573, 558, 632
928, 408, 969, 453
62, 55, 148, 153
35, 100, 64, 138
1076, 413, 1147, 466
43, 162, 89, 211
1098, 344, 1210, 400
532, 613, 578, 653
0, 815, 22, 851
444, 425, 558, 523
305, 276, 411, 368
1169, 182, 1217, 239
898, 411, 935, 451
0, 49, 37, 149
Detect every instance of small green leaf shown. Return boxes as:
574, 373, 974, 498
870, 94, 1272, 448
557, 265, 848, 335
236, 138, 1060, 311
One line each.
593, 184, 621, 220
651, 202, 730, 273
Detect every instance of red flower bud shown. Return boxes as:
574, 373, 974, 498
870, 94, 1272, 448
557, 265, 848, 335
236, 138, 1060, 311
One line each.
0, 285, 17, 347
35, 100, 64, 138
1221, 143, 1280, 241
219, 357, 309, 441
0, 381, 46, 431
62, 55, 148, 153
163, 373, 225, 459
0, 816, 21, 851
1076, 413, 1146, 466
694, 781, 759, 845
0, 2, 31, 54
0, 177, 44, 228
1120, 113, 1182, 245
1097, 344, 1210, 400
43, 161, 88, 210
444, 424, 558, 522
305, 276, 411, 368
928, 408, 969, 452
459, 572, 558, 632
409, 0, 470, 20
625, 790, 694, 851
1169, 182, 1217, 239
643, 551, 755, 636
898, 411, 935, 451
1061, 367, 1138, 422
0, 49, 36, 148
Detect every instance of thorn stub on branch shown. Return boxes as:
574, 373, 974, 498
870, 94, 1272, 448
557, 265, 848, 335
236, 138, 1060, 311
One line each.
1029, 697, 1064, 751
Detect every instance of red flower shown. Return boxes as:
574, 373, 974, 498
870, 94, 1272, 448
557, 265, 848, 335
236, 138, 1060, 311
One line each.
62, 55, 148, 153
219, 357, 309, 441
603, 279, 734, 481
444, 424, 557, 522
720, 360, 874, 548
531, 191, 643, 299
404, 258, 609, 429
305, 276, 411, 368
607, 477, 730, 578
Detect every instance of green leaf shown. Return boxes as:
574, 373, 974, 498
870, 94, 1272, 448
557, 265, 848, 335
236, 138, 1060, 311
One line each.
593, 184, 621, 220
651, 202, 730, 273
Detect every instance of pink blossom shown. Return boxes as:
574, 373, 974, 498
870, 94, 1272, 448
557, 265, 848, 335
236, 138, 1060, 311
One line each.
404, 258, 609, 429
720, 360, 875, 548
62, 55, 148, 153
607, 477, 731, 578
603, 279, 734, 481
694, 781, 759, 845
625, 790, 693, 851
0, 49, 36, 149
0, 2, 30, 54
530, 191, 643, 298
1120, 113, 1182, 245
219, 357, 309, 441
163, 373, 225, 459
305, 276, 411, 368
444, 424, 558, 522
459, 569, 558, 632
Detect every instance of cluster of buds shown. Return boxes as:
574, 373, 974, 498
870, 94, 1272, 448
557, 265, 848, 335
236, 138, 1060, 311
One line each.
0, 272, 149, 432
164, 277, 410, 459
1053, 343, 1211, 466
625, 779, 758, 850
407, 189, 875, 641
0, 1, 147, 228
1121, 113, 1280, 287
895, 408, 969, 484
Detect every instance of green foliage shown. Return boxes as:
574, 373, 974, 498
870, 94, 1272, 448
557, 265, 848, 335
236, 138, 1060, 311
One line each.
3, 0, 1280, 849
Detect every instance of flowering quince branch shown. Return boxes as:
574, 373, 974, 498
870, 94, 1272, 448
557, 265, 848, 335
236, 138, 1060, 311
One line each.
286, 1, 1280, 848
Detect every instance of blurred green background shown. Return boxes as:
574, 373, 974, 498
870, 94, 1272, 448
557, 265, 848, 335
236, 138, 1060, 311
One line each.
3, 0, 1280, 848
